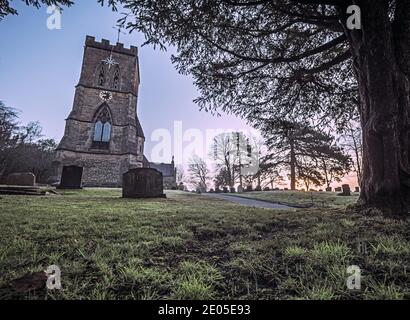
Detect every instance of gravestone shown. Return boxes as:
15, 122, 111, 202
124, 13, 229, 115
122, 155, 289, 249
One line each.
355, 187, 360, 193
263, 187, 270, 191
122, 168, 165, 198
58, 166, 83, 189
223, 187, 229, 193
230, 187, 236, 193
237, 186, 244, 193
255, 185, 262, 191
246, 185, 253, 192
341, 184, 351, 196
326, 187, 332, 192
335, 187, 342, 192
6, 172, 36, 186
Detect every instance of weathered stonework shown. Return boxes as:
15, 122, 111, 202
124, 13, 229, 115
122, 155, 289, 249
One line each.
55, 36, 145, 187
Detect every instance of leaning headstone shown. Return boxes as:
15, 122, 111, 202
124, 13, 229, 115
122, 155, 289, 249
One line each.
326, 187, 332, 192
122, 168, 165, 198
58, 166, 83, 189
6, 172, 36, 186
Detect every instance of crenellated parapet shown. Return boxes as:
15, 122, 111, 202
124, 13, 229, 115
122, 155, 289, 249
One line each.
85, 35, 138, 56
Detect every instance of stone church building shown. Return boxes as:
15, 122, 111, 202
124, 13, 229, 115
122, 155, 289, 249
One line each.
55, 36, 176, 188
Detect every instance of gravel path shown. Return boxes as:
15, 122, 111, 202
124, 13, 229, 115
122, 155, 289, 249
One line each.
202, 193, 294, 210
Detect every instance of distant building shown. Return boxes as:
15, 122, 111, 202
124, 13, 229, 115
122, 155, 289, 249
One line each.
148, 157, 177, 189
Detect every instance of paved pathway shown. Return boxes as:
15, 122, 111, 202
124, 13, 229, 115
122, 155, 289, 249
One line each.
202, 193, 294, 210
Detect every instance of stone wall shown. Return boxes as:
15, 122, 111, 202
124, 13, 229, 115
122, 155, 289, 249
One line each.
55, 150, 143, 187
163, 176, 177, 189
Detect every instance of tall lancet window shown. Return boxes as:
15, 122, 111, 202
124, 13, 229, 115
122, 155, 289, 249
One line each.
92, 105, 112, 149
97, 63, 106, 87
112, 66, 120, 90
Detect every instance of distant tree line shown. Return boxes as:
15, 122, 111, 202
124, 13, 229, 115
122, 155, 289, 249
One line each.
0, 101, 57, 183
187, 122, 361, 192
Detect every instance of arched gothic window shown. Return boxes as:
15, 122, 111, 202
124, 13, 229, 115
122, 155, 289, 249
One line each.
97, 63, 106, 87
112, 66, 120, 90
92, 106, 112, 148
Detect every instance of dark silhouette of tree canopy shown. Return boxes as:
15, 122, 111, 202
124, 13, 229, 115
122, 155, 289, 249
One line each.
0, 102, 57, 181
264, 120, 351, 190
3, 0, 410, 214
119, 0, 409, 214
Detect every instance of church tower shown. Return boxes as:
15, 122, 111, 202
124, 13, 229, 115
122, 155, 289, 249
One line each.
55, 36, 145, 187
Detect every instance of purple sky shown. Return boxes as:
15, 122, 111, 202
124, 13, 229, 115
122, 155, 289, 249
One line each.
0, 1, 358, 188
0, 1, 254, 165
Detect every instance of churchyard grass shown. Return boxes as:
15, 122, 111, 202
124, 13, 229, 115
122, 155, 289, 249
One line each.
0, 189, 409, 300
231, 190, 359, 208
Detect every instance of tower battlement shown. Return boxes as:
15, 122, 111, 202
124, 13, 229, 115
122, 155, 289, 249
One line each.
85, 35, 138, 56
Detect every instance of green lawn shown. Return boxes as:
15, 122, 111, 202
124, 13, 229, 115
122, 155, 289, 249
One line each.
0, 189, 409, 300
232, 190, 359, 208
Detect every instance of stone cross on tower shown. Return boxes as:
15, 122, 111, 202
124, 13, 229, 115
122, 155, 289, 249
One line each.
113, 24, 127, 44
101, 25, 126, 70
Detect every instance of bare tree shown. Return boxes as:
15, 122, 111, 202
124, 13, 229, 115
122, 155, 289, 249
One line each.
188, 156, 210, 192
176, 164, 185, 187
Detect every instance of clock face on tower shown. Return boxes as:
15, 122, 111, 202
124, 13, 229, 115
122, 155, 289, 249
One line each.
99, 91, 112, 102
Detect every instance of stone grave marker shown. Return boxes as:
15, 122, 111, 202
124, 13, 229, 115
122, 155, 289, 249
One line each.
58, 166, 83, 189
6, 172, 36, 186
341, 184, 351, 196
122, 168, 165, 198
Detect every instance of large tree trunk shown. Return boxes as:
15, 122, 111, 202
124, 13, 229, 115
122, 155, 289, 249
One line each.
345, 0, 410, 214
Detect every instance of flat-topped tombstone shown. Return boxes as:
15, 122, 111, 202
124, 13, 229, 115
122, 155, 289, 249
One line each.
6, 172, 36, 186
355, 187, 360, 193
341, 184, 351, 196
58, 166, 83, 189
122, 168, 166, 198
326, 187, 332, 192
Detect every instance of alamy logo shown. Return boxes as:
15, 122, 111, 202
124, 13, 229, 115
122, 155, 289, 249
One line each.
45, 265, 62, 290
346, 265, 361, 290
346, 5, 361, 30
47, 5, 62, 30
